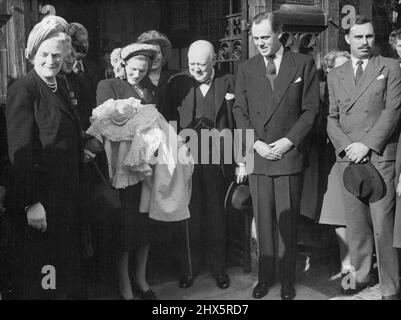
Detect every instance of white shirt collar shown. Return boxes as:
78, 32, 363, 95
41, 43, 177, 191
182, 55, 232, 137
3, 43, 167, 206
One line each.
73, 60, 84, 73
199, 69, 215, 96
351, 56, 369, 72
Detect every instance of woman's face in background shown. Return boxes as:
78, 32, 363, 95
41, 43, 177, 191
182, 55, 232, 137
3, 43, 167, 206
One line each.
34, 37, 64, 82
125, 56, 149, 85
151, 44, 163, 71
395, 38, 401, 58
62, 46, 77, 73
74, 29, 89, 61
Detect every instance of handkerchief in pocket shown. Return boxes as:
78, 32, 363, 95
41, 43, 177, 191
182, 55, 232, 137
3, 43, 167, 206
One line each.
294, 77, 302, 83
225, 93, 235, 100
377, 74, 385, 80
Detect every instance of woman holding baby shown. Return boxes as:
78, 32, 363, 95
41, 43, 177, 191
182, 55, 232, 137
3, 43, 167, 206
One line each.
95, 43, 159, 300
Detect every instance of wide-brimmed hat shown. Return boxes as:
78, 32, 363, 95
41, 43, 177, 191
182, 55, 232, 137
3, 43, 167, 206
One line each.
137, 30, 172, 65
343, 162, 386, 203
110, 43, 158, 79
224, 182, 252, 211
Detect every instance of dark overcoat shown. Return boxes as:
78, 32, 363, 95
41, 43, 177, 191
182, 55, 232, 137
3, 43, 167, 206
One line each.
6, 69, 83, 298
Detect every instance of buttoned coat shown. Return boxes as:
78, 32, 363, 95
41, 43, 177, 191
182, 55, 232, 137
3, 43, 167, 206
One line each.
327, 55, 401, 163
233, 49, 320, 177
163, 71, 236, 179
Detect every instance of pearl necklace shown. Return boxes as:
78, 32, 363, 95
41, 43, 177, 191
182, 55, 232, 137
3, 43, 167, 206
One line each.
45, 80, 58, 93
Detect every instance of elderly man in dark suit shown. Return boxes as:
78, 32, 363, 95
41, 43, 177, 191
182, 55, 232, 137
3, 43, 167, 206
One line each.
233, 11, 319, 300
163, 40, 235, 290
327, 16, 401, 300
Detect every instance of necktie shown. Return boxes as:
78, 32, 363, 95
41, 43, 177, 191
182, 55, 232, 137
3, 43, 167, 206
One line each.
266, 55, 277, 76
355, 60, 364, 85
266, 55, 277, 90
198, 78, 212, 86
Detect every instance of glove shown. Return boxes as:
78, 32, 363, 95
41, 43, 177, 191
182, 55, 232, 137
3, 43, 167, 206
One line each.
26, 202, 47, 233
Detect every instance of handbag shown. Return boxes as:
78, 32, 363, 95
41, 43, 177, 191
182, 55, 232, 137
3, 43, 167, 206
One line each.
87, 159, 121, 209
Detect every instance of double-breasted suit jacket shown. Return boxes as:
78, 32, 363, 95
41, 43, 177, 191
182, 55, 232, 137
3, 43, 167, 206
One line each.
327, 56, 401, 163
233, 49, 319, 176
327, 55, 401, 296
233, 48, 319, 286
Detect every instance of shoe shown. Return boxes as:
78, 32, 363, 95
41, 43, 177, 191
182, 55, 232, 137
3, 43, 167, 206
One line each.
340, 282, 372, 295
281, 285, 296, 300
215, 273, 230, 290
252, 282, 268, 299
131, 282, 157, 300
136, 288, 157, 300
179, 274, 194, 289
382, 293, 400, 300
341, 272, 378, 295
132, 285, 156, 300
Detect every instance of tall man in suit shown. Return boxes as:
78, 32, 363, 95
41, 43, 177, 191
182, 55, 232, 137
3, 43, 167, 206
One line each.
163, 40, 235, 290
327, 16, 400, 300
233, 12, 319, 300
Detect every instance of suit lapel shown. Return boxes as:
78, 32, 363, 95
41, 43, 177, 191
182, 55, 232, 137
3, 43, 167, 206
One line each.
264, 50, 298, 125
347, 56, 384, 111
214, 75, 229, 124
252, 55, 273, 119
337, 60, 356, 98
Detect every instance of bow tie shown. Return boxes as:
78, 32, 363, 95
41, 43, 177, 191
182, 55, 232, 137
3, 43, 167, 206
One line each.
197, 78, 212, 86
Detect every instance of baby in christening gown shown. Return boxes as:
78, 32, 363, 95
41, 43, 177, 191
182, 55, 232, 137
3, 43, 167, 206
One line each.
87, 97, 193, 222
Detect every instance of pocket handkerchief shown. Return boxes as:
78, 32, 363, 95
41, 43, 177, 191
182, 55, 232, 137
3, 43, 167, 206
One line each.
377, 74, 385, 80
294, 77, 302, 83
225, 93, 235, 100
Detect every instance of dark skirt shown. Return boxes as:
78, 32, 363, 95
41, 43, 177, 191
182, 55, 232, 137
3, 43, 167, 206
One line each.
117, 183, 154, 251
10, 204, 83, 299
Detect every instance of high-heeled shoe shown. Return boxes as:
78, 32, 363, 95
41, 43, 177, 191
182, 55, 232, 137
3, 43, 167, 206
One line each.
132, 284, 157, 300
135, 288, 157, 300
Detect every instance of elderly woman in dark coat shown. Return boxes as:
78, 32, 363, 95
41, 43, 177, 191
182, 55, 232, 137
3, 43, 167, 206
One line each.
6, 16, 84, 299
96, 43, 158, 300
